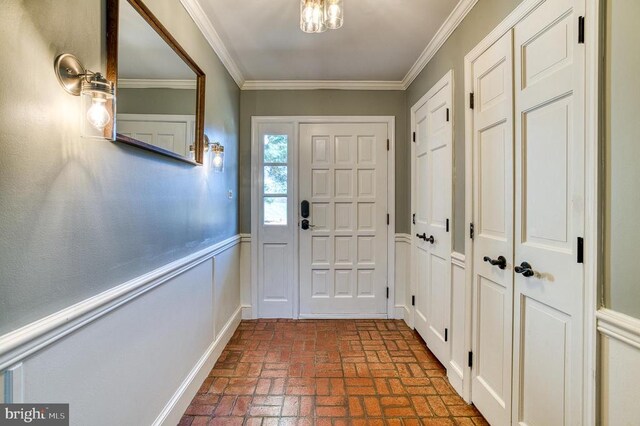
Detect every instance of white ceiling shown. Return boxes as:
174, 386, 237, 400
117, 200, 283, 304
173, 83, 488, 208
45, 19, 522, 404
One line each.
196, 0, 460, 82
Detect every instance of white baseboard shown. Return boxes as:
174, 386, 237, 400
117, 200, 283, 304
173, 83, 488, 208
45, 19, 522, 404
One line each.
394, 305, 406, 320
403, 305, 413, 329
154, 306, 242, 426
241, 305, 253, 320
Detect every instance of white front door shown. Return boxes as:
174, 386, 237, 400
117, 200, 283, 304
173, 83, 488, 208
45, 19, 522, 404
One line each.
512, 1, 585, 424
299, 122, 388, 317
470, 31, 514, 426
411, 71, 453, 367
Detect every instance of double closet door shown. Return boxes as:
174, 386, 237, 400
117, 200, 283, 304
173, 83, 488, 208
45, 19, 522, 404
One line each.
470, 0, 585, 424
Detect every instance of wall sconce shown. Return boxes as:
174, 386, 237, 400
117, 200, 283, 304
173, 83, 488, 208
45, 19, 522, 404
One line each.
205, 135, 224, 173
54, 53, 115, 139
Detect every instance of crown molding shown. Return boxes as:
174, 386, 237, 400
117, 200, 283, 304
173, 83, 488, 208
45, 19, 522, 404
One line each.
401, 0, 478, 89
118, 79, 197, 90
179, 0, 245, 87
241, 80, 404, 91
180, 0, 477, 92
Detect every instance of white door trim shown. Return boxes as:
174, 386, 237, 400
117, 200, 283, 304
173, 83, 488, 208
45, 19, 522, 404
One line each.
463, 0, 599, 420
251, 116, 396, 319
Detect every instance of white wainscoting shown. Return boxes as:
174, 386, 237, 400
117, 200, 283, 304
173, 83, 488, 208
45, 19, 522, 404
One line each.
449, 252, 468, 400
597, 308, 640, 425
0, 235, 242, 426
395, 233, 412, 323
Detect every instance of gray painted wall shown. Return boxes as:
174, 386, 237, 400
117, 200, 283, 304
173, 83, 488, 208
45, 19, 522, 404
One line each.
239, 90, 409, 233
604, 0, 640, 318
406, 0, 524, 253
118, 87, 197, 115
0, 0, 240, 335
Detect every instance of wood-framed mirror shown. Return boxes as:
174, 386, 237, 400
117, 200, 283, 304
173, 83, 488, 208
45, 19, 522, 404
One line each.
106, 0, 206, 165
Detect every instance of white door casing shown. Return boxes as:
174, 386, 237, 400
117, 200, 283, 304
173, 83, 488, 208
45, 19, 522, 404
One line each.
512, 0, 585, 424
470, 31, 515, 426
299, 122, 388, 317
411, 70, 453, 367
256, 122, 295, 318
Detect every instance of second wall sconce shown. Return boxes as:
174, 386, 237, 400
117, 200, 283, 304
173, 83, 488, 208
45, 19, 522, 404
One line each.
54, 53, 115, 139
204, 135, 225, 173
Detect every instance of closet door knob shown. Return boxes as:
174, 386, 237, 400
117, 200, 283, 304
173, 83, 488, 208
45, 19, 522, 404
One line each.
483, 255, 507, 270
426, 235, 435, 244
515, 261, 535, 277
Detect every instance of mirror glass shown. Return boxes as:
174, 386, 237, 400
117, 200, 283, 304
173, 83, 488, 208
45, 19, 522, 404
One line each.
115, 0, 201, 162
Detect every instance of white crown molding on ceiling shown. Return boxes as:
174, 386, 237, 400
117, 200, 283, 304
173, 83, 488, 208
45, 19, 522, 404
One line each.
180, 0, 478, 91
241, 80, 405, 91
118, 79, 197, 90
179, 0, 245, 87
400, 0, 478, 89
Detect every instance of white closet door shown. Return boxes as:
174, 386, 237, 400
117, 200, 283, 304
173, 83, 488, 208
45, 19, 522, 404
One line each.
470, 31, 514, 426
299, 122, 388, 317
513, 0, 585, 424
412, 72, 453, 367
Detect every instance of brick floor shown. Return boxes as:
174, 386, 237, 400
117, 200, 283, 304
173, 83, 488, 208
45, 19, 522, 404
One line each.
179, 319, 488, 426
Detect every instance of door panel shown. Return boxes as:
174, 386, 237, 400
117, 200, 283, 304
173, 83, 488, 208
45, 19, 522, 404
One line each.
471, 30, 514, 426
411, 72, 453, 367
513, 0, 585, 424
299, 123, 388, 317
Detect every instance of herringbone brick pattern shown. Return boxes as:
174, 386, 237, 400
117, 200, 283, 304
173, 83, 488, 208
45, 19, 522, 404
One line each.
179, 319, 488, 426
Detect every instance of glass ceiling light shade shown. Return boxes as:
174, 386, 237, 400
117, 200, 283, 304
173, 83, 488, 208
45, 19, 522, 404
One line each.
300, 0, 327, 33
325, 0, 343, 30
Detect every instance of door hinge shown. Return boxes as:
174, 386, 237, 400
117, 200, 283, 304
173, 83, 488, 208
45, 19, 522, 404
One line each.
412, 213, 416, 225
469, 223, 475, 239
469, 93, 475, 109
446, 218, 450, 233
386, 286, 389, 299
578, 16, 585, 44
577, 237, 584, 263
387, 214, 390, 225
387, 139, 390, 151
411, 295, 415, 306
412, 131, 416, 142
468, 351, 473, 368
446, 108, 450, 122
444, 328, 448, 342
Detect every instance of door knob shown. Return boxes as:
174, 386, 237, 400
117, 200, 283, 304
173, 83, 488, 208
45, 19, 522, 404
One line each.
416, 233, 427, 241
515, 261, 535, 277
301, 219, 316, 230
483, 255, 507, 270
426, 235, 435, 244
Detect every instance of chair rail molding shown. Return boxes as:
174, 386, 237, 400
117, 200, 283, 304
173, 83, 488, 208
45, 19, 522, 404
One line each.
0, 234, 241, 371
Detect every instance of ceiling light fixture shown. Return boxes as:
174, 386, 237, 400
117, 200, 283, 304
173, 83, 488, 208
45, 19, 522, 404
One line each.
300, 0, 343, 33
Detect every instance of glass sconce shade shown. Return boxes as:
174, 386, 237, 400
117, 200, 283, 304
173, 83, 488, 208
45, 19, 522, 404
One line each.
300, 0, 327, 33
54, 54, 115, 139
325, 0, 343, 29
81, 73, 115, 137
210, 142, 225, 173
